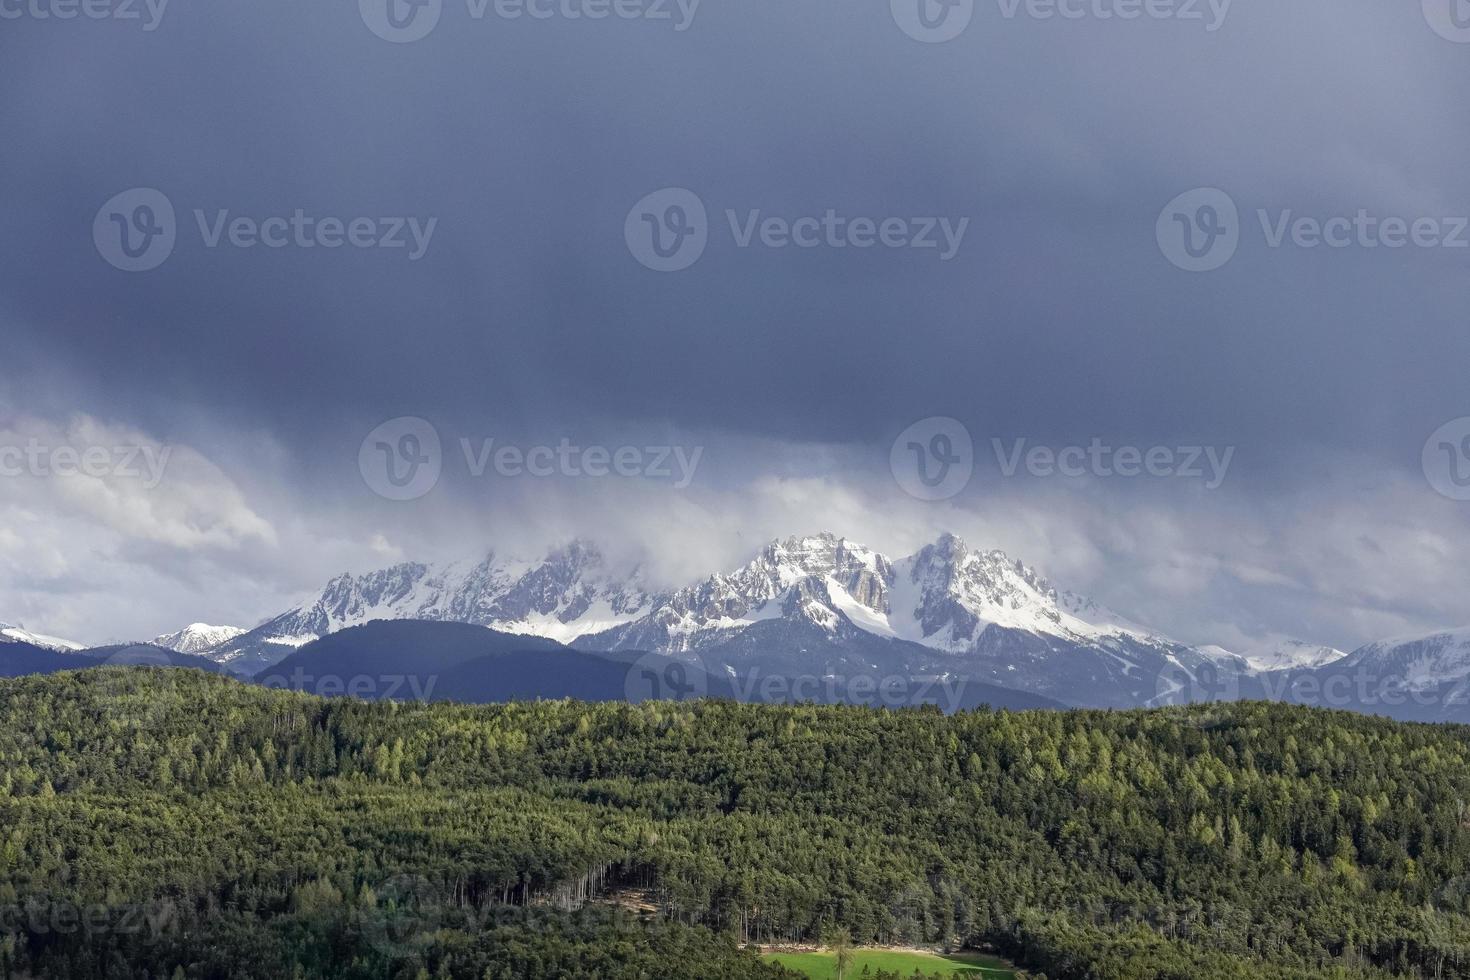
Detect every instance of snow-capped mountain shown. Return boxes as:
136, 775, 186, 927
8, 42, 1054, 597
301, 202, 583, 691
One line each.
166, 530, 1470, 715
576, 532, 1225, 709
586, 532, 1164, 654
210, 541, 650, 674
208, 532, 1231, 708
151, 623, 246, 655
16, 532, 1467, 718
1222, 628, 1470, 723
1197, 639, 1347, 674
1330, 628, 1470, 693
0, 622, 83, 652
1237, 639, 1347, 673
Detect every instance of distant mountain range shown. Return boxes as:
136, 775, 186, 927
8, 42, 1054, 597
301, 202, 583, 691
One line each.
0, 622, 83, 652
172, 532, 1333, 709
0, 635, 226, 678
5, 533, 1469, 721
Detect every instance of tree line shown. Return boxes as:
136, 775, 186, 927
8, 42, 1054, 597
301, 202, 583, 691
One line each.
2, 667, 1470, 978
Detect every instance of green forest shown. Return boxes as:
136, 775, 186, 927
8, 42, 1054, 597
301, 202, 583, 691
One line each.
3, 667, 1470, 978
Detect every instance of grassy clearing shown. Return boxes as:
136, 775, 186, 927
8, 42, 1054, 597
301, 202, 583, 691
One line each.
763, 948, 1016, 979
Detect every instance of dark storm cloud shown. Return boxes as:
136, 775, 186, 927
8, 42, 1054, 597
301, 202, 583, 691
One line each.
3, 0, 1468, 476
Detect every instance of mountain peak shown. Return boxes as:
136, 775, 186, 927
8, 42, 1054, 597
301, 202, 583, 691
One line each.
152, 623, 247, 655
933, 531, 966, 552
549, 538, 603, 564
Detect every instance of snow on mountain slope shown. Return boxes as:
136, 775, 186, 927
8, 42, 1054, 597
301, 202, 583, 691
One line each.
210, 541, 650, 672
1333, 628, 1470, 692
585, 534, 891, 653
892, 534, 1169, 649
151, 623, 247, 655
1238, 639, 1347, 672
574, 534, 1212, 711
199, 530, 1455, 713
0, 622, 83, 652
213, 531, 1190, 684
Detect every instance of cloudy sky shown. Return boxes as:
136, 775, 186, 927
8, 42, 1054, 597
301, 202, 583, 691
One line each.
2, 0, 1468, 651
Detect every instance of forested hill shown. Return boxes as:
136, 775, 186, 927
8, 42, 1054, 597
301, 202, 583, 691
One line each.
5, 669, 1470, 979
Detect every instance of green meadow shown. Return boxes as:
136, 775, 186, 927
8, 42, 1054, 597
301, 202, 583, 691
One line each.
763, 949, 1016, 979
